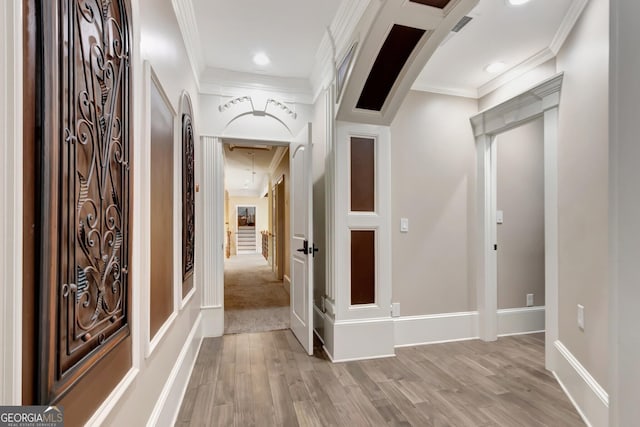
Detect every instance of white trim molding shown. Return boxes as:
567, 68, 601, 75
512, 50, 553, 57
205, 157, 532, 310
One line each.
329, 318, 395, 362
201, 306, 224, 338
497, 306, 545, 337
0, 0, 23, 405
553, 340, 609, 427
147, 314, 203, 427
394, 311, 479, 348
470, 73, 563, 372
170, 0, 204, 89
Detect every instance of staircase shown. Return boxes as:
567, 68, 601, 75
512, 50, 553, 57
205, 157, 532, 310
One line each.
236, 226, 256, 253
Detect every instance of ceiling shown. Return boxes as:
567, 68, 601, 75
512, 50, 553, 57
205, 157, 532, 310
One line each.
192, 0, 342, 78
223, 141, 284, 197
190, 0, 576, 97
413, 0, 574, 96
193, 0, 578, 191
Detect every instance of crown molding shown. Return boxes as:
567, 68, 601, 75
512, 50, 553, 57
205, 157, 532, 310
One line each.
310, 0, 372, 101
171, 0, 204, 89
199, 68, 314, 104
416, 0, 587, 101
477, 47, 555, 98
549, 0, 589, 54
411, 81, 478, 99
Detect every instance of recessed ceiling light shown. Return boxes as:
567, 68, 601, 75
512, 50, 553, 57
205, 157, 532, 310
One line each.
507, 0, 532, 5
485, 62, 507, 74
253, 52, 270, 66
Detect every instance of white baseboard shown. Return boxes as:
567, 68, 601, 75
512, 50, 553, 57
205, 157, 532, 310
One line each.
394, 311, 479, 348
147, 314, 203, 427
497, 306, 545, 336
330, 317, 395, 362
283, 275, 291, 295
313, 305, 325, 343
552, 340, 609, 427
201, 305, 224, 337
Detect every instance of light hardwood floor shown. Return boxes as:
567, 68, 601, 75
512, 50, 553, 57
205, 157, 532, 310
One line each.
176, 331, 584, 426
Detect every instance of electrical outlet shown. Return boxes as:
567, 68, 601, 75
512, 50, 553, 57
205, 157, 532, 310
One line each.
577, 304, 585, 331
526, 293, 534, 307
391, 302, 401, 317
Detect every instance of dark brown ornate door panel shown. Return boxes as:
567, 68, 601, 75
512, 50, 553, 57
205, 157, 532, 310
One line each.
26, 0, 134, 423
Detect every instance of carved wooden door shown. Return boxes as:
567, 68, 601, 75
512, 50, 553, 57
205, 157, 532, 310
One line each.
26, 0, 134, 422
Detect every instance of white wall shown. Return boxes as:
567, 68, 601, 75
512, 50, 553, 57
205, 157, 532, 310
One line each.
390, 91, 478, 316
610, 1, 640, 424
496, 118, 545, 309
555, 0, 609, 390
102, 0, 204, 424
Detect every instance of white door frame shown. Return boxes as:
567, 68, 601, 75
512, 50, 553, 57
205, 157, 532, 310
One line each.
201, 136, 289, 337
470, 73, 563, 371
0, 0, 23, 405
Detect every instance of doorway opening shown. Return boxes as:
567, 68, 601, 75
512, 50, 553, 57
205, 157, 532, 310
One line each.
495, 117, 546, 353
222, 140, 291, 335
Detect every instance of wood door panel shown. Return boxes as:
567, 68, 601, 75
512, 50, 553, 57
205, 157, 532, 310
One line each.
28, 1, 134, 419
150, 76, 174, 337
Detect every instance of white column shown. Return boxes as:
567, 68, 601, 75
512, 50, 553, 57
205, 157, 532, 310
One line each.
543, 106, 559, 370
329, 122, 394, 361
200, 136, 224, 336
475, 134, 498, 342
610, 1, 640, 423
0, 0, 23, 405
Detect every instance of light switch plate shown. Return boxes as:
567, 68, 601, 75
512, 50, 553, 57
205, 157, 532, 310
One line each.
400, 218, 409, 233
496, 210, 504, 224
526, 293, 534, 307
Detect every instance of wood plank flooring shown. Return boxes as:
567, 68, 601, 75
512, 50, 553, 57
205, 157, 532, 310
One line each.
176, 331, 584, 426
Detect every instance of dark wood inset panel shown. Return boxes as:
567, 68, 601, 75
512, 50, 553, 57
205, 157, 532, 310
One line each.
350, 137, 375, 212
150, 77, 175, 338
181, 93, 195, 298
409, 0, 452, 8
351, 230, 376, 305
34, 0, 133, 416
22, 0, 37, 405
356, 25, 426, 111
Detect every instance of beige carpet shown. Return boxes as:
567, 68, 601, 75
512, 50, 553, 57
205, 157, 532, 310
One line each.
224, 254, 290, 334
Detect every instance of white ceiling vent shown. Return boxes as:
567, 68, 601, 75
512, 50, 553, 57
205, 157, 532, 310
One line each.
440, 15, 473, 46
451, 15, 473, 32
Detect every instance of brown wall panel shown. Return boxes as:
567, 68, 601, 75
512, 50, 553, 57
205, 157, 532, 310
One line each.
350, 137, 375, 212
22, 0, 37, 405
351, 230, 376, 305
356, 25, 426, 111
150, 79, 174, 337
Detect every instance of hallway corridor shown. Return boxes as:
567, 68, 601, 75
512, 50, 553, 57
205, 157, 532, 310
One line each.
176, 332, 583, 426
224, 254, 290, 334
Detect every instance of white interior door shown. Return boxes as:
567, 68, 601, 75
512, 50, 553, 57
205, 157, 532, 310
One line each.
290, 123, 314, 355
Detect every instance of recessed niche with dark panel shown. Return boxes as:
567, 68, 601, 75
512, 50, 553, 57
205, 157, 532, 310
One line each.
350, 137, 376, 212
409, 0, 452, 8
356, 24, 426, 111
351, 230, 376, 305
181, 92, 195, 299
